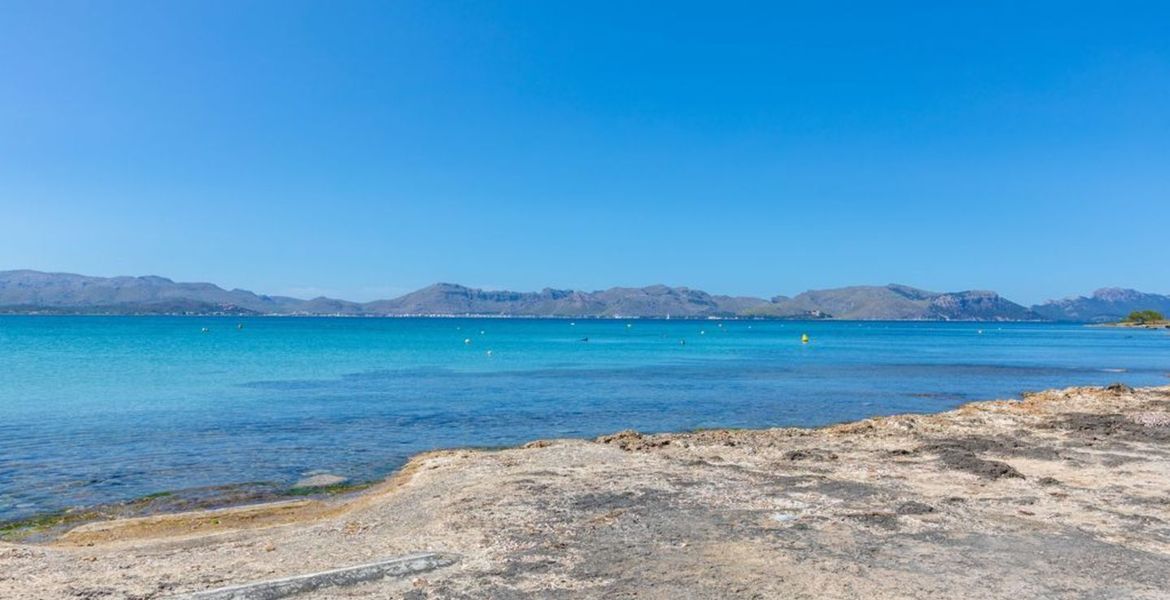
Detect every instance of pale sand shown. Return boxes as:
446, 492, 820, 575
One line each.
3, 385, 1170, 599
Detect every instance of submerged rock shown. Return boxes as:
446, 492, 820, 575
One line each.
293, 474, 348, 489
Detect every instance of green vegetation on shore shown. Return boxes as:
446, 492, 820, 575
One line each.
1124, 310, 1166, 324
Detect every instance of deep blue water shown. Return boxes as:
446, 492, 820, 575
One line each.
1, 316, 1168, 520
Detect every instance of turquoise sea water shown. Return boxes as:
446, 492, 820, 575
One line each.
1, 316, 1168, 521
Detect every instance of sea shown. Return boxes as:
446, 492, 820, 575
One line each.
1, 316, 1167, 521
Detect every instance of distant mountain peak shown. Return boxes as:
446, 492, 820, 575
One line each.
1091, 287, 1142, 301
885, 283, 936, 301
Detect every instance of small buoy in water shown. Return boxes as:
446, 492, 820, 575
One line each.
485, 350, 493, 357
977, 329, 983, 334
700, 330, 706, 335
464, 338, 472, 344
626, 323, 633, 328
680, 339, 686, 345
801, 333, 809, 344
479, 330, 485, 335
570, 322, 576, 326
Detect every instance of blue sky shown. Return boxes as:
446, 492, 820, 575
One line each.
1, 1, 1167, 304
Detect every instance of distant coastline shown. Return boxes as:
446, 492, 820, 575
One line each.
0, 311, 1044, 322
3, 269, 1169, 322
1096, 320, 1170, 329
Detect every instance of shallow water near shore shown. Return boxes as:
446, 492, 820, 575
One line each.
1, 316, 1167, 521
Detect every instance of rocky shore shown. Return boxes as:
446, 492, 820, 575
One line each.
3, 385, 1170, 599
1106, 321, 1170, 329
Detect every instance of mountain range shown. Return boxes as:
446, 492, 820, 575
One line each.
745, 284, 1040, 321
0, 270, 1164, 322
1030, 288, 1170, 323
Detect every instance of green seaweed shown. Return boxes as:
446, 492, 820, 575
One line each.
0, 510, 101, 542
136, 491, 174, 501
282, 481, 375, 497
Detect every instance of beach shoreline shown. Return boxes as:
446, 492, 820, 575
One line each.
4, 383, 1170, 598
0, 380, 1120, 544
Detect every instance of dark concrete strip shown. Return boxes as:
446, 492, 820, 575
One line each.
175, 552, 459, 599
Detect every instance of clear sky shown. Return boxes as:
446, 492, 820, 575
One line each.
2, 1, 1167, 304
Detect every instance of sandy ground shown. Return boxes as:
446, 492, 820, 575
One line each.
3, 385, 1170, 599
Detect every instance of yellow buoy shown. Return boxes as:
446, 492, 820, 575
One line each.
801, 333, 809, 344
